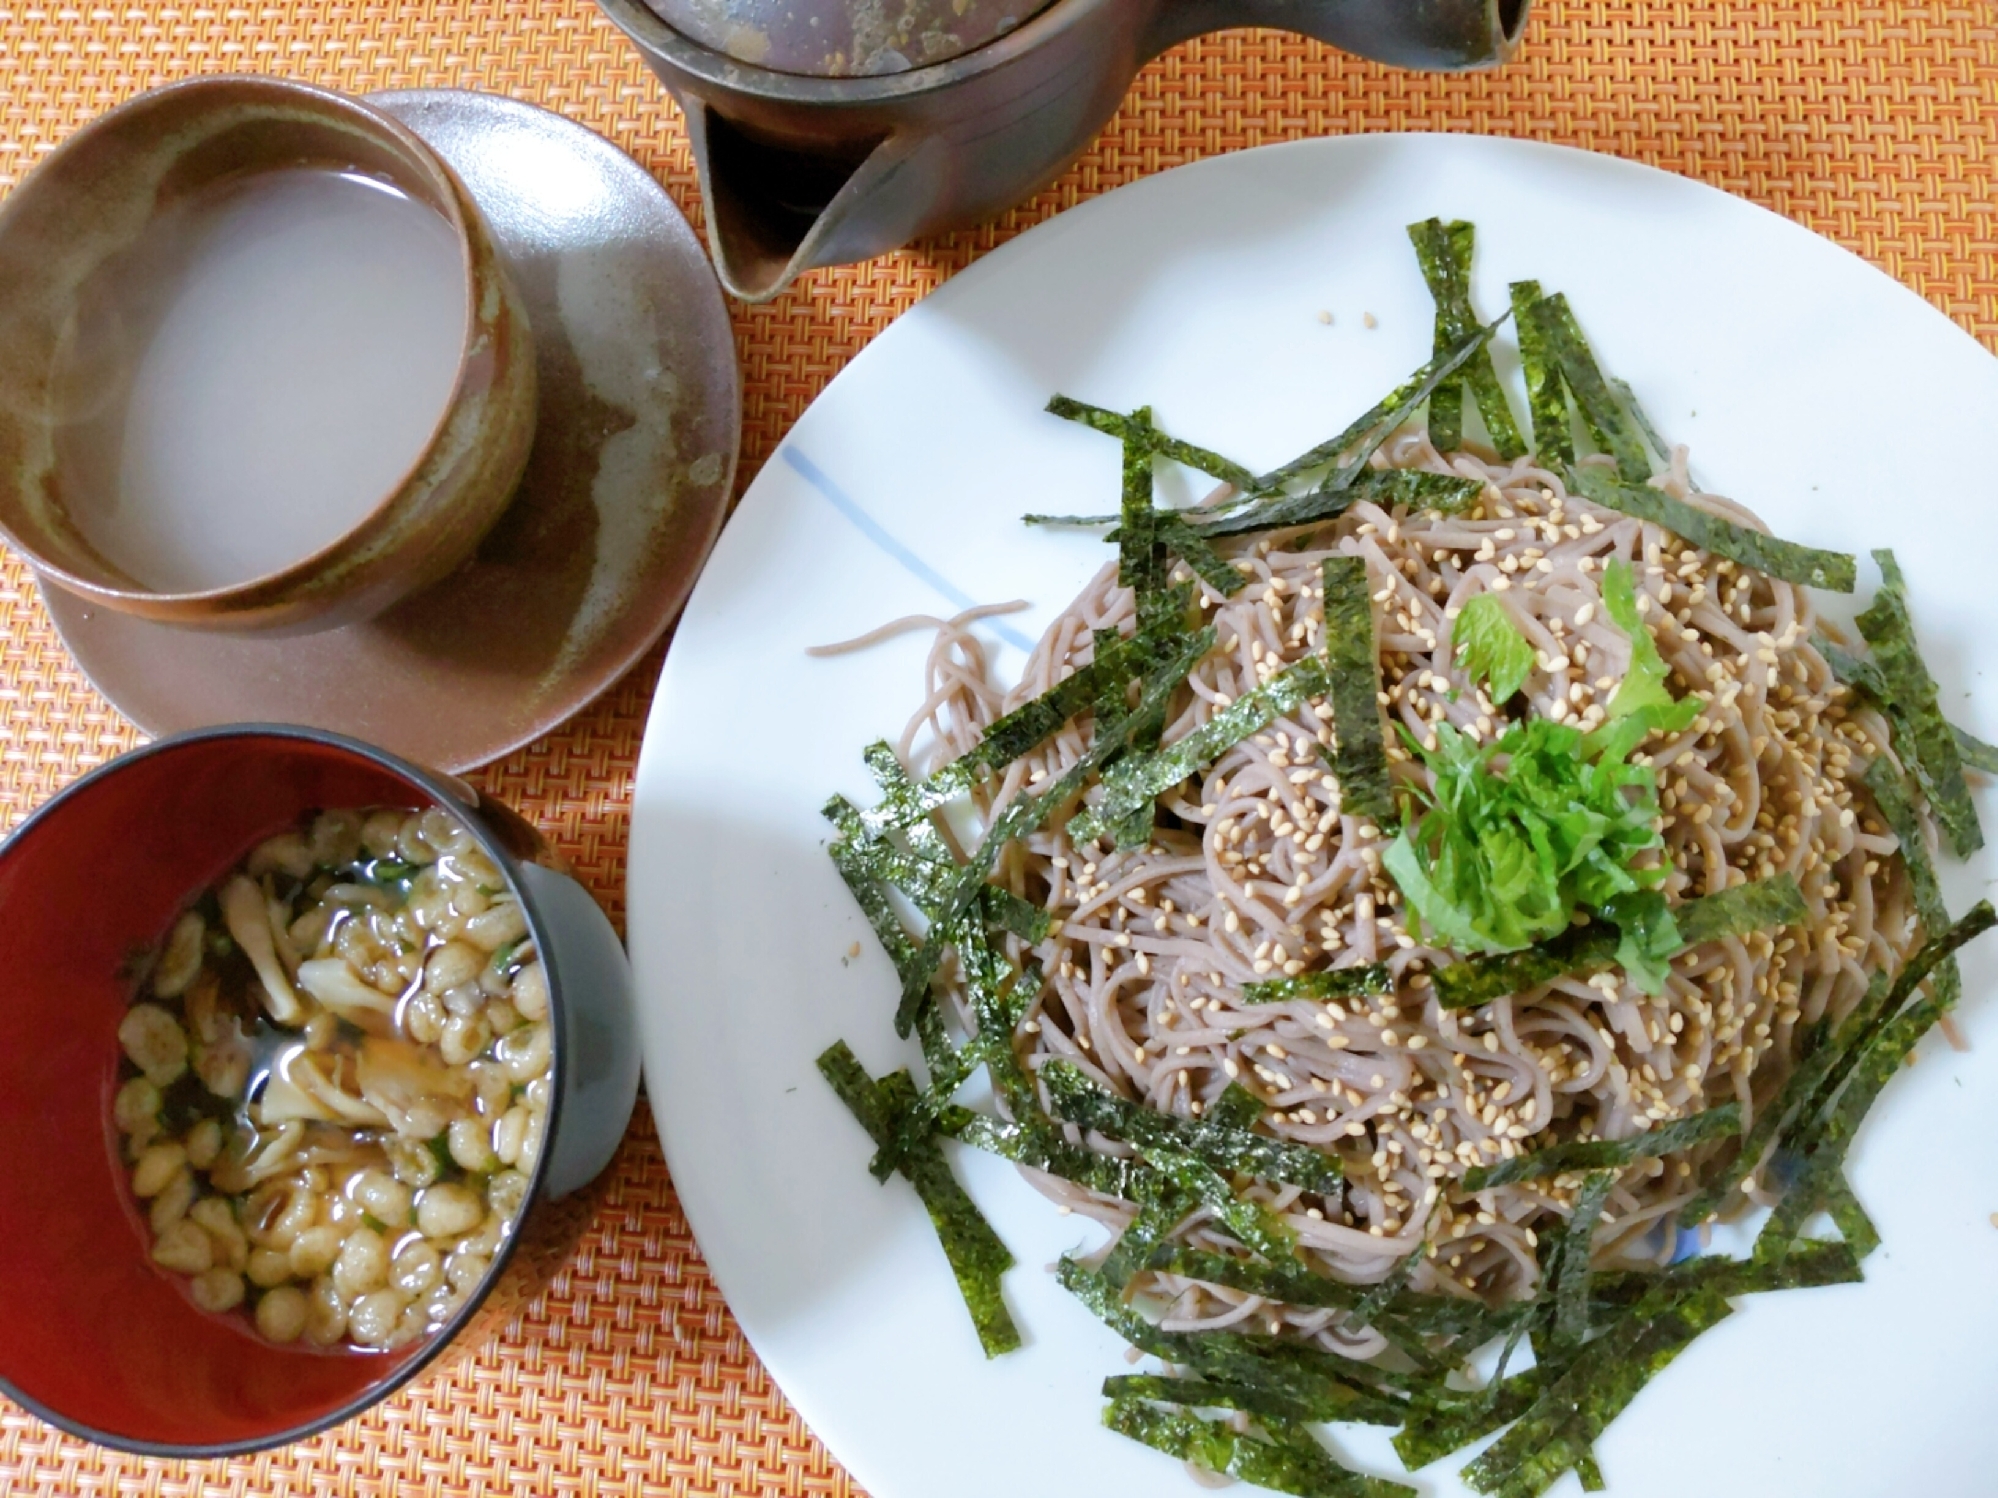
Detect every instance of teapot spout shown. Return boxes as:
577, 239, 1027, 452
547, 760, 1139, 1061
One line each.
681, 103, 942, 302
1148, 0, 1529, 71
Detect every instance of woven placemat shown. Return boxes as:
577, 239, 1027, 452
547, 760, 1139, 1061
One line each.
1, 2, 1992, 1493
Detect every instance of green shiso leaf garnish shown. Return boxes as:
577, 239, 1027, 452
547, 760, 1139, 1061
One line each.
1598, 557, 1701, 732
1568, 465, 1857, 592
1856, 548, 1981, 857
1432, 874, 1806, 1010
817, 1042, 1020, 1356
1451, 593, 1534, 706
1522, 293, 1654, 483
1408, 218, 1526, 459
1242, 962, 1394, 1003
1321, 555, 1396, 825
1461, 1103, 1742, 1191
1042, 1059, 1342, 1194
1382, 716, 1672, 967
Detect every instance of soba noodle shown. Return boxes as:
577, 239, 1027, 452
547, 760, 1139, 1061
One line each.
893, 431, 1917, 1351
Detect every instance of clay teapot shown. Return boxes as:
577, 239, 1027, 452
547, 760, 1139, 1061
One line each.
595, 0, 1529, 301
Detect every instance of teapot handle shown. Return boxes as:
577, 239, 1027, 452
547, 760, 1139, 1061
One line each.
1143, 0, 1529, 71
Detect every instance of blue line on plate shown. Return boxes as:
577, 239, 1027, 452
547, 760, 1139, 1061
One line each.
781, 445, 1035, 653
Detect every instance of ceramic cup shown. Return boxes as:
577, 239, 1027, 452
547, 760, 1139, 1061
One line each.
0, 76, 537, 635
0, 725, 638, 1454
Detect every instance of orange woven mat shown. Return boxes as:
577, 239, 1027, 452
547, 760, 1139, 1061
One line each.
1, 2, 1993, 1493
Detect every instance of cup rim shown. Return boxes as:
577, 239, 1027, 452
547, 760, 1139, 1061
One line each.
0, 722, 570, 1456
0, 74, 487, 612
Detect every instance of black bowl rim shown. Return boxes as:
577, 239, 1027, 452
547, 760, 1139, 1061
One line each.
0, 722, 571, 1458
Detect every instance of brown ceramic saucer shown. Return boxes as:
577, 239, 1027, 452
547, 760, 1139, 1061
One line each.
41, 90, 740, 771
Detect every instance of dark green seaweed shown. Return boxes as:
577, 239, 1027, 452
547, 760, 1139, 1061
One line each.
1242, 962, 1394, 1004
1522, 293, 1652, 483
1042, 1060, 1343, 1194
1154, 511, 1254, 596
1322, 555, 1395, 824
1462, 1103, 1741, 1191
1568, 466, 1856, 592
1187, 467, 1484, 542
1103, 1396, 1414, 1498
1256, 320, 1505, 492
1509, 280, 1571, 465
1434, 875, 1805, 1010
1408, 219, 1526, 458
1070, 653, 1331, 844
1857, 549, 1981, 856
1046, 395, 1263, 495
1549, 1171, 1614, 1349
817, 1043, 1020, 1356
1956, 724, 1998, 775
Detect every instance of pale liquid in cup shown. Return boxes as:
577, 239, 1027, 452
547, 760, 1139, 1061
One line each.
57, 167, 469, 594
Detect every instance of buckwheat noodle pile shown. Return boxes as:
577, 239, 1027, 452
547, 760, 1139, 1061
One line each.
897, 432, 1909, 1351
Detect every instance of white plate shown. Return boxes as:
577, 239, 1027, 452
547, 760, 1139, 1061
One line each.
629, 134, 1998, 1498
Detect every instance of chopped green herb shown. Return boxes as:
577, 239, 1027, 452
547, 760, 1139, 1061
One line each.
1242, 962, 1393, 1004
1408, 219, 1526, 458
1452, 593, 1534, 706
1321, 555, 1395, 824
1384, 717, 1670, 959
1569, 466, 1857, 593
1462, 1103, 1741, 1191
818, 1042, 1020, 1356
1598, 558, 1700, 731
1857, 549, 1981, 857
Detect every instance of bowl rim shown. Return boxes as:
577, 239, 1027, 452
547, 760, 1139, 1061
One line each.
0, 722, 570, 1457
0, 73, 488, 614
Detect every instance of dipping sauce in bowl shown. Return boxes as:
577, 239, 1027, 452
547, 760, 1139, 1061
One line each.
0, 726, 637, 1455
114, 805, 552, 1352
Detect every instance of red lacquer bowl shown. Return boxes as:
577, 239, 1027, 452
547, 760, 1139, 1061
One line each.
0, 725, 637, 1454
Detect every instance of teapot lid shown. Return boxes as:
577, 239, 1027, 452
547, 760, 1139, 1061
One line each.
644, 0, 1055, 77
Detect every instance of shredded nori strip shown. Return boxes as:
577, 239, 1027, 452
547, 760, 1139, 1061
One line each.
1462, 1103, 1741, 1191
1256, 320, 1505, 492
1463, 1287, 1734, 1498
1757, 901, 1996, 1261
1857, 548, 1981, 857
1042, 1060, 1342, 1194
1046, 395, 1263, 495
945, 1108, 1145, 1199
1522, 294, 1652, 483
1549, 1171, 1614, 1349
1509, 280, 1571, 465
1154, 511, 1254, 596
1242, 962, 1394, 1004
1321, 555, 1395, 824
1060, 1261, 1410, 1427
983, 886, 1051, 942
1956, 723, 1998, 775
1104, 1373, 1323, 1423
1433, 875, 1806, 1010
1070, 653, 1331, 844
817, 1043, 1019, 1356
1186, 467, 1483, 542
1408, 219, 1526, 459
1567, 466, 1856, 592
1103, 1396, 1414, 1498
